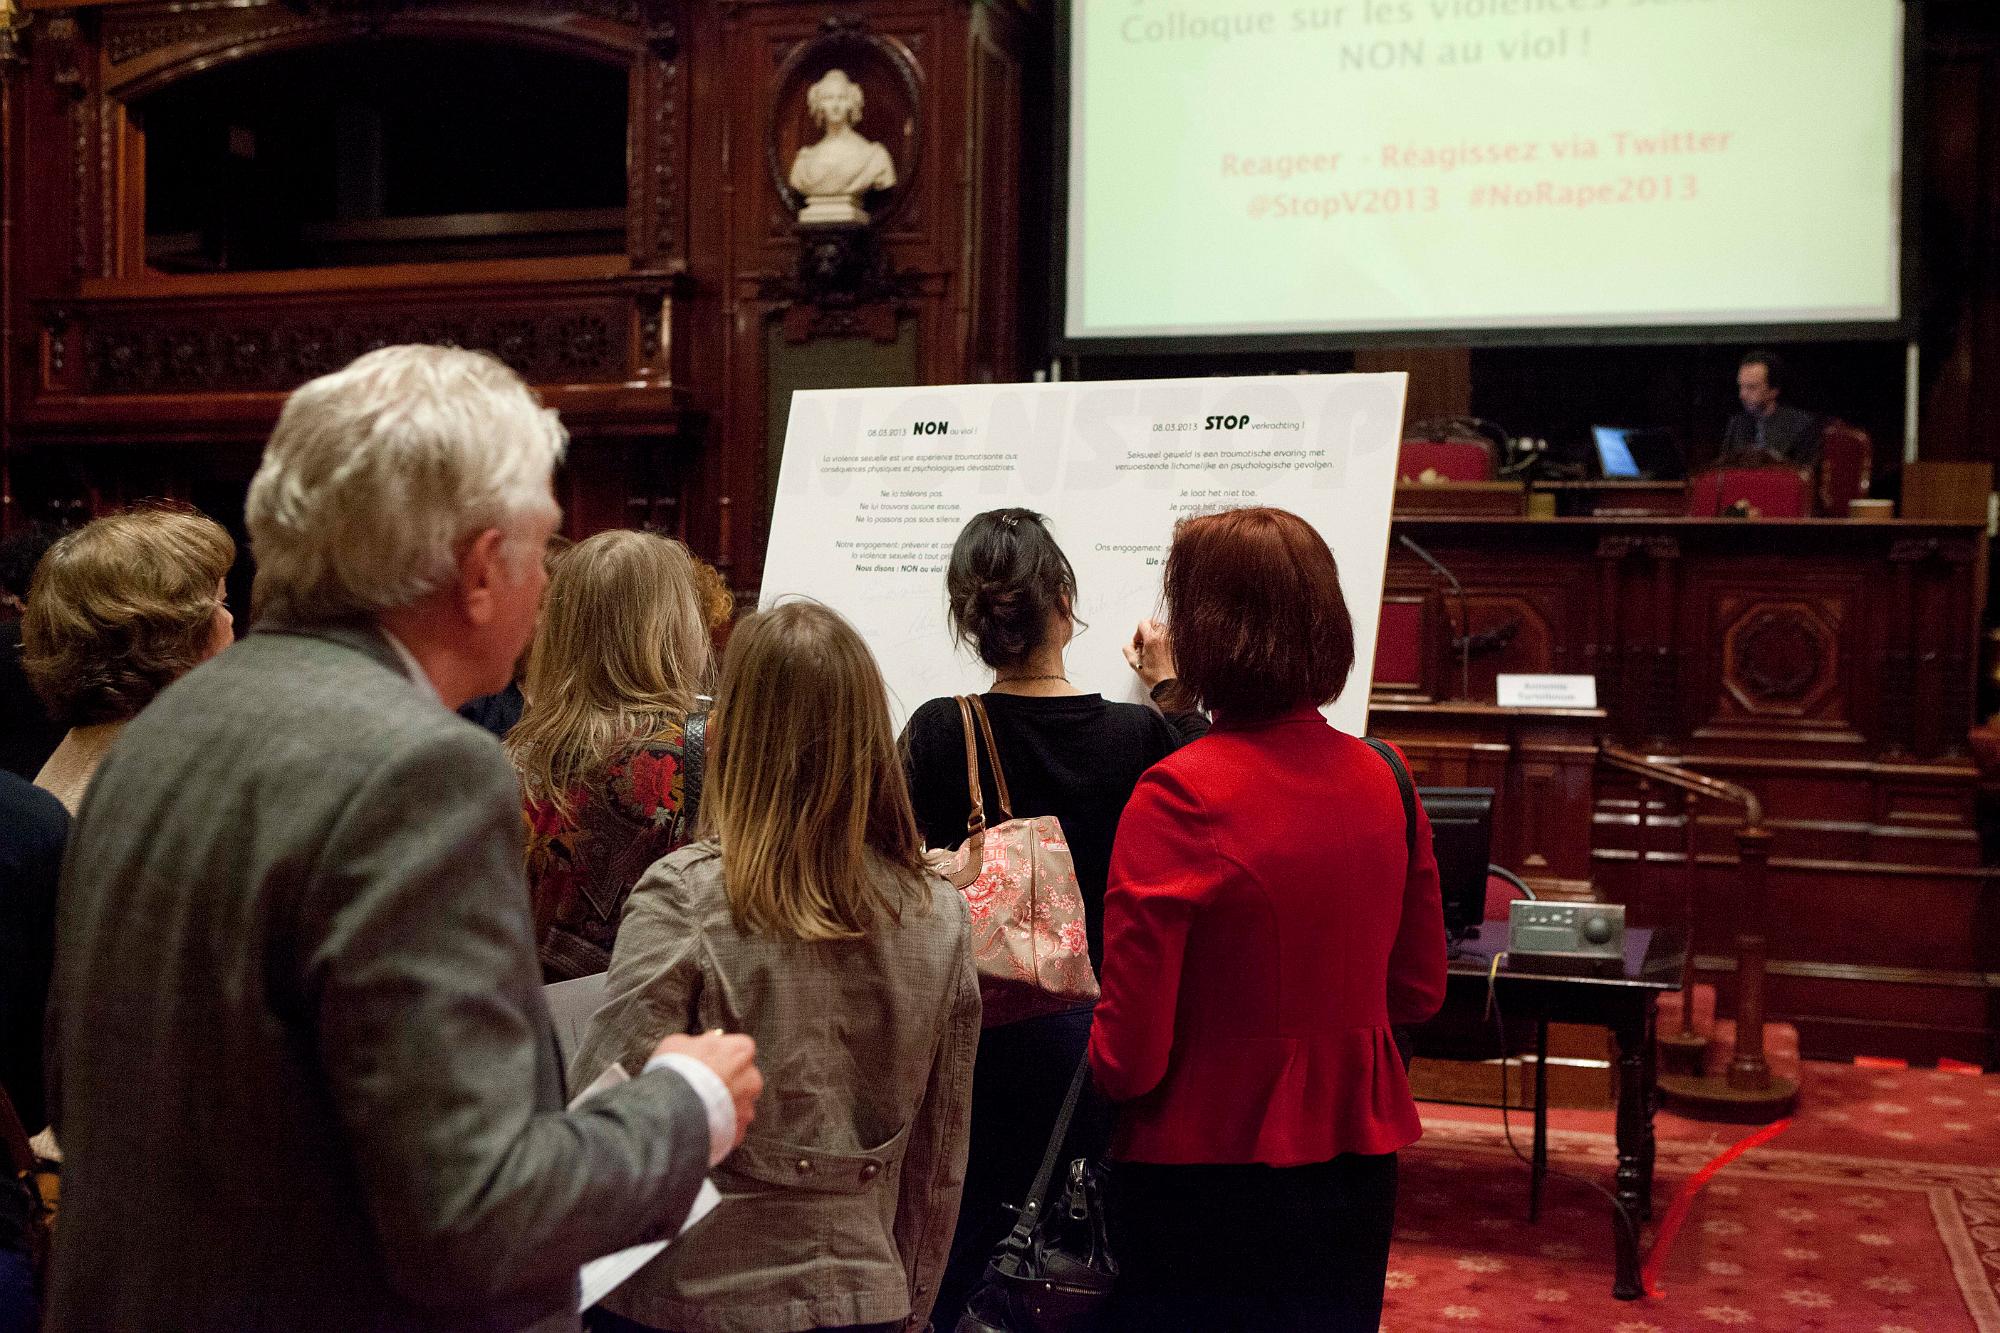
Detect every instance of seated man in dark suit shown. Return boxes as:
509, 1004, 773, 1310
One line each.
44, 346, 764, 1333
1722, 349, 1821, 468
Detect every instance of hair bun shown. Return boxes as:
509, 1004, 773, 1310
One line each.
945, 509, 1079, 670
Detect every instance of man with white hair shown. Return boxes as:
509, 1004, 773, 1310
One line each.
42, 346, 761, 1332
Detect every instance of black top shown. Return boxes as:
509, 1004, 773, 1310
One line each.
902, 692, 1207, 967
457, 681, 526, 739
0, 769, 67, 1134
0, 618, 65, 781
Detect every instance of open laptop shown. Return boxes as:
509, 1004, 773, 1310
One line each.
1592, 425, 1684, 481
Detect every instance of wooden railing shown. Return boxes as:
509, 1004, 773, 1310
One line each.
1600, 745, 1792, 1116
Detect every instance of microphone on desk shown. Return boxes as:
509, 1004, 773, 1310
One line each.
1398, 533, 1474, 702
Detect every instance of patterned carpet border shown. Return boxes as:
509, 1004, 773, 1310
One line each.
1415, 1117, 2000, 1331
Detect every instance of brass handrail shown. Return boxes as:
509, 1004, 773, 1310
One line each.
1597, 742, 1788, 1113
1599, 743, 1764, 828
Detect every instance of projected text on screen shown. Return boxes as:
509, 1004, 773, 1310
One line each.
1066, 0, 1904, 340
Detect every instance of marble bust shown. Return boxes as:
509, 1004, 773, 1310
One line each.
788, 69, 897, 227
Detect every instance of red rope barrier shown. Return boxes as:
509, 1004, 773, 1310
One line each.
1640, 1117, 1794, 1299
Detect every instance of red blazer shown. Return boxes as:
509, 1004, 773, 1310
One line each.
1088, 708, 1448, 1165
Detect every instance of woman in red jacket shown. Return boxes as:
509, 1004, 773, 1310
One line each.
1088, 506, 1448, 1333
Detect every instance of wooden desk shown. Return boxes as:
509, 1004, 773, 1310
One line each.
1375, 515, 1995, 1068
1394, 480, 1527, 516
1530, 479, 1688, 517
1421, 924, 1685, 1301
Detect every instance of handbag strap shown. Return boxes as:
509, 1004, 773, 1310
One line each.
1002, 1054, 1092, 1249
1362, 736, 1418, 860
681, 710, 708, 831
965, 694, 1015, 822
955, 696, 988, 836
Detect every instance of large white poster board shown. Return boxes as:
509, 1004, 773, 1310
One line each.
761, 373, 1408, 736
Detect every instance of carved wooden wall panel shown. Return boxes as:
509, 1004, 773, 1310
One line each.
1379, 565, 1581, 704
1462, 591, 1557, 694
698, 1, 1034, 594
1698, 592, 1861, 746
4, 0, 713, 542
1378, 515, 1993, 1063
3, 0, 1042, 585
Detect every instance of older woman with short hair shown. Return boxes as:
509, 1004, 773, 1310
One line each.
1088, 506, 1448, 1333
22, 505, 236, 814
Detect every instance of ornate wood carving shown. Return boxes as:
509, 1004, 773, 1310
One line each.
70, 305, 622, 394
1594, 533, 1681, 561
1722, 602, 1837, 716
1390, 516, 1975, 760
40, 10, 89, 276
648, 51, 680, 261
757, 222, 922, 314
105, 12, 320, 66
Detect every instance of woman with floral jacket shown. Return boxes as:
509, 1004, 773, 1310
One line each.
509, 530, 712, 981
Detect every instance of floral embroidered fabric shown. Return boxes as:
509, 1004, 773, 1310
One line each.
522, 729, 690, 982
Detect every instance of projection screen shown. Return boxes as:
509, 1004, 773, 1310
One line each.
1060, 0, 1909, 346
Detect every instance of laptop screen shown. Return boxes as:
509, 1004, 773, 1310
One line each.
1593, 426, 1642, 479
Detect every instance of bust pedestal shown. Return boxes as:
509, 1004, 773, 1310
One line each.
798, 196, 872, 227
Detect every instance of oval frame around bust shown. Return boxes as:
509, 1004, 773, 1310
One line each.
766, 20, 923, 230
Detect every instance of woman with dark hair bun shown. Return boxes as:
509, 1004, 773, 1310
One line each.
901, 506, 1206, 1331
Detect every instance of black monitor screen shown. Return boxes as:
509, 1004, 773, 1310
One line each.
1419, 786, 1495, 943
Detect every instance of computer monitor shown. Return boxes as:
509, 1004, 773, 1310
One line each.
1418, 786, 1495, 945
1592, 425, 1684, 481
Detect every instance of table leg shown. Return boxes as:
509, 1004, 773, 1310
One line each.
1611, 1014, 1647, 1300
1530, 1017, 1549, 1223
1640, 1007, 1658, 1221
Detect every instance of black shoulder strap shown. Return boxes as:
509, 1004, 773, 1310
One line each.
993, 1055, 1093, 1267
681, 711, 708, 833
1362, 736, 1417, 860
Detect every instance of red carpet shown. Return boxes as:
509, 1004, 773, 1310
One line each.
1387, 1061, 2000, 1331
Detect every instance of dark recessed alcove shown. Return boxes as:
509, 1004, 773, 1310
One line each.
138, 39, 629, 272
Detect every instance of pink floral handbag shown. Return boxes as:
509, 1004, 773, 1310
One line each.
930, 695, 1100, 1027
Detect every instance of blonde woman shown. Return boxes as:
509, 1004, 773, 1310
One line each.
23, 505, 236, 815
508, 529, 711, 981
572, 600, 980, 1333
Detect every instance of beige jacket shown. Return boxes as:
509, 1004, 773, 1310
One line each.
572, 841, 980, 1333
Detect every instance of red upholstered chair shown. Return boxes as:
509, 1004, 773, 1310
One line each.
1686, 465, 1811, 519
1399, 438, 1495, 484
1371, 599, 1425, 694
1817, 419, 1873, 515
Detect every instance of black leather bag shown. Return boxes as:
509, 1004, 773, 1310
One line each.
954, 1058, 1116, 1333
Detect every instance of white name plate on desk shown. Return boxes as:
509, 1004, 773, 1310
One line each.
1496, 674, 1599, 709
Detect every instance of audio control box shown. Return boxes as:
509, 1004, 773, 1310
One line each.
1506, 900, 1627, 978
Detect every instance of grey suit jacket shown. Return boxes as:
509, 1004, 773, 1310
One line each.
45, 622, 713, 1333
572, 843, 979, 1333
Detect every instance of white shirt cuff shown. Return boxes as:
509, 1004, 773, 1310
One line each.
645, 1051, 736, 1166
